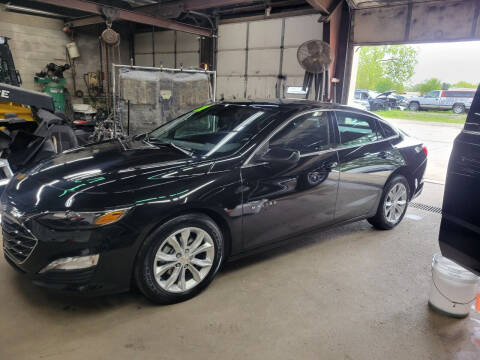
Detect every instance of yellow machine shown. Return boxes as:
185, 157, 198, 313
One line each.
0, 36, 34, 121
0, 102, 34, 121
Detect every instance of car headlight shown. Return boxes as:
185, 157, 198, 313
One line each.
36, 209, 129, 230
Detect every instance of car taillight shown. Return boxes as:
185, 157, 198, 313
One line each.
422, 145, 428, 156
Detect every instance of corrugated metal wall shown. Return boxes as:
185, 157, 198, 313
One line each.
217, 14, 323, 100
352, 0, 480, 45
134, 30, 200, 68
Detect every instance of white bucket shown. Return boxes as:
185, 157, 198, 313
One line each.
66, 42, 80, 59
429, 253, 479, 318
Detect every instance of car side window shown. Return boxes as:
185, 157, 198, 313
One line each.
268, 111, 330, 154
425, 91, 440, 98
336, 112, 383, 146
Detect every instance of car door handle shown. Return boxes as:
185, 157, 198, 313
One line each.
379, 151, 388, 159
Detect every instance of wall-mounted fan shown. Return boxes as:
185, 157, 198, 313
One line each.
297, 40, 333, 101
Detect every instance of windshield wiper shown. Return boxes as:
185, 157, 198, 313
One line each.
146, 139, 193, 157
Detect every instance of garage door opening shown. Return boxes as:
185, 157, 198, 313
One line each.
347, 40, 480, 183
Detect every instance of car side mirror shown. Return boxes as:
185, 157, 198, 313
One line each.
258, 147, 300, 166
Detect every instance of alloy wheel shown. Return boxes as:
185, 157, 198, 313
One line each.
153, 227, 215, 293
453, 104, 464, 114
384, 183, 407, 224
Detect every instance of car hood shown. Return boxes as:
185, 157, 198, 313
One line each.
375, 91, 396, 98
3, 139, 214, 212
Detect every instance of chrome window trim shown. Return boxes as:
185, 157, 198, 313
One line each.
241, 109, 334, 168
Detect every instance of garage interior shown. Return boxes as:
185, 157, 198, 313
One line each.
1, 0, 480, 359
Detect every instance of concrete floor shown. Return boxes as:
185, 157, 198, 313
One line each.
388, 118, 462, 183
2, 119, 479, 360
1, 182, 480, 360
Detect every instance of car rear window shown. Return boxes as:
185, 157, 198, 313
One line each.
444, 91, 475, 98
378, 121, 397, 138
336, 112, 383, 146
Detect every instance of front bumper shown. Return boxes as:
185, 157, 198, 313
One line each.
2, 211, 140, 296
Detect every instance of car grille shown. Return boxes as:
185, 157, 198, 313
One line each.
2, 213, 37, 263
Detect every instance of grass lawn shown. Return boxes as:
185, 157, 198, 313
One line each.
373, 109, 467, 124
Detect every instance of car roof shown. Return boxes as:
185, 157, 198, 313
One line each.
447, 88, 476, 91
218, 99, 374, 116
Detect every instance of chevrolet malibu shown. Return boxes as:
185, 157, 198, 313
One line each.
2, 101, 427, 304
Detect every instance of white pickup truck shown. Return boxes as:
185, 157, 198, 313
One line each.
408, 89, 475, 114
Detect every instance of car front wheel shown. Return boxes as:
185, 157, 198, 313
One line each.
452, 103, 465, 114
408, 102, 419, 111
134, 213, 224, 304
368, 175, 410, 230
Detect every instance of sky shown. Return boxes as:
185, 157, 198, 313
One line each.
410, 41, 480, 85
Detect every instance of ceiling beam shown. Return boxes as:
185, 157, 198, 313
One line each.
32, 0, 212, 36
183, 0, 255, 11
67, 0, 257, 28
306, 0, 334, 14
68, 15, 104, 27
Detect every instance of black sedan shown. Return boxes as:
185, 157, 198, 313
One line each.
1, 101, 427, 304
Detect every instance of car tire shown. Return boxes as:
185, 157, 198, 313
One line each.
452, 103, 465, 114
408, 102, 420, 111
367, 175, 410, 230
134, 213, 224, 304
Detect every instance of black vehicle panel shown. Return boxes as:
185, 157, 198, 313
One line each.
333, 111, 405, 221
440, 85, 480, 274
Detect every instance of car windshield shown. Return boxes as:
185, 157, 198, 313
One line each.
148, 104, 279, 159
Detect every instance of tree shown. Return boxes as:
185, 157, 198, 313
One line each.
452, 81, 478, 89
441, 82, 451, 90
356, 45, 418, 91
374, 78, 405, 93
416, 78, 442, 94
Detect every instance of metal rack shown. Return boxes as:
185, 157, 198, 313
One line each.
111, 64, 217, 138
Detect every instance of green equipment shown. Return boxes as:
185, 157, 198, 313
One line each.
35, 63, 73, 119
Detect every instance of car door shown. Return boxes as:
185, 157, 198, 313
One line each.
440, 86, 480, 275
334, 111, 400, 222
241, 110, 339, 250
422, 90, 441, 109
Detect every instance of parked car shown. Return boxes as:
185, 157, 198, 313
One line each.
2, 101, 427, 304
354, 89, 379, 110
354, 89, 400, 111
368, 91, 400, 111
393, 94, 410, 108
408, 89, 476, 113
439, 85, 480, 274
